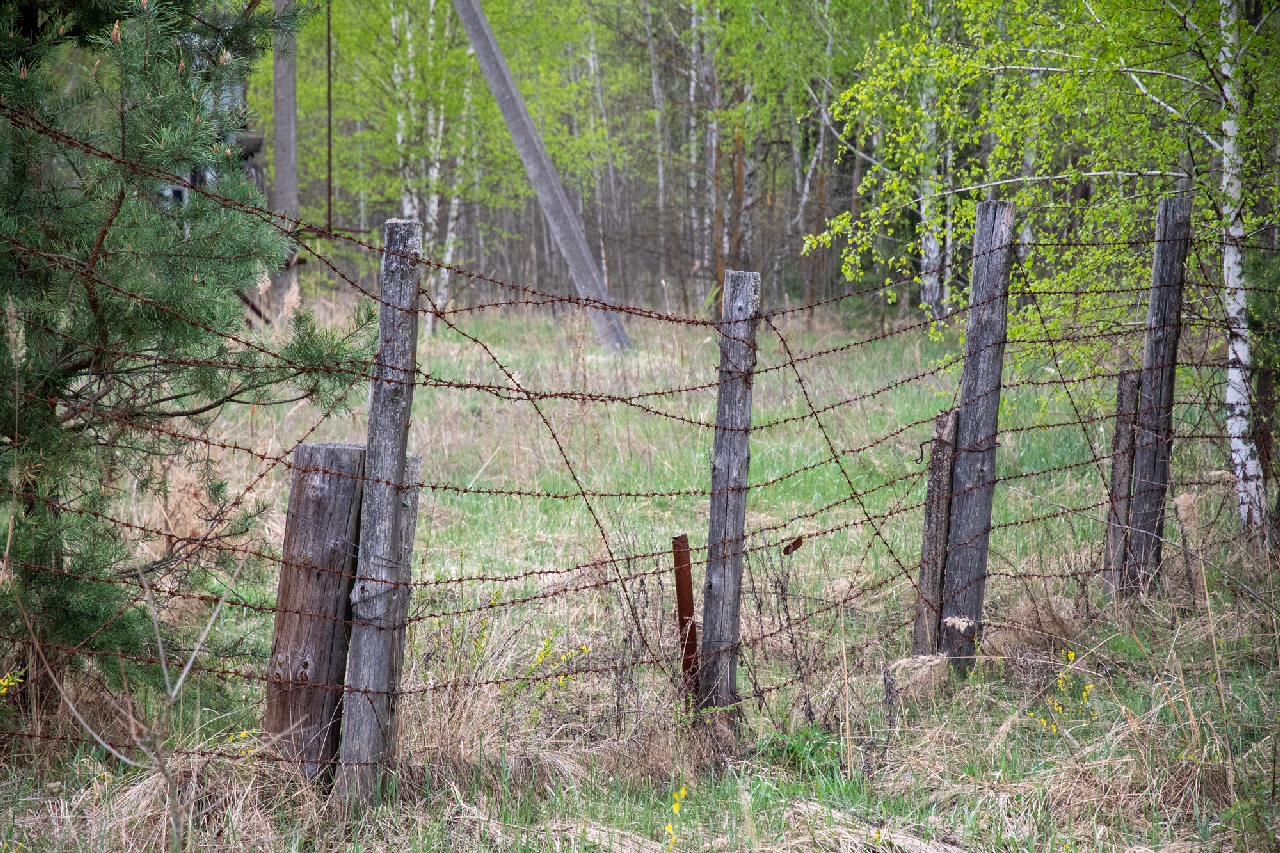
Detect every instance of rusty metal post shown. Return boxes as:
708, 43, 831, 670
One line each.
672, 534, 698, 698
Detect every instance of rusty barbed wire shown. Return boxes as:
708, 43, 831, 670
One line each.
3, 100, 1276, 770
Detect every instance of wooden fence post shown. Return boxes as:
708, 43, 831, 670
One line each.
336, 219, 422, 806
265, 443, 365, 782
671, 534, 698, 699
386, 455, 420, 759
912, 409, 957, 655
1102, 369, 1141, 595
939, 200, 1015, 670
1126, 197, 1192, 590
698, 269, 760, 712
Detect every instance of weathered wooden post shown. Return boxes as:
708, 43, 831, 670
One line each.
386, 455, 420, 755
265, 443, 365, 782
671, 534, 698, 699
912, 409, 957, 655
698, 270, 760, 712
939, 201, 1015, 670
1102, 369, 1141, 595
1126, 197, 1192, 590
336, 219, 422, 806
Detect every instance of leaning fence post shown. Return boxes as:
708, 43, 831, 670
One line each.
1126, 197, 1192, 591
698, 269, 761, 712
671, 534, 698, 700
939, 200, 1015, 670
336, 219, 422, 806
265, 443, 365, 783
1102, 369, 1141, 595
913, 409, 957, 655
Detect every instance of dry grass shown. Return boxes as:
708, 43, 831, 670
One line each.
2, 300, 1277, 851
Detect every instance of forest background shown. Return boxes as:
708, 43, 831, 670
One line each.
1, 0, 1280, 849
254, 0, 1280, 531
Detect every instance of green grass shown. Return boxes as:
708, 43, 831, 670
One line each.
1, 303, 1277, 852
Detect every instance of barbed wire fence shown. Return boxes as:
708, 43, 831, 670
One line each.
0, 101, 1275, 823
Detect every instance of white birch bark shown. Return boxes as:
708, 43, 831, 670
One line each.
702, 53, 719, 282
644, 0, 667, 287
943, 140, 954, 310
1219, 0, 1265, 534
431, 182, 463, 330
740, 85, 757, 269
589, 29, 619, 297
687, 2, 701, 285
390, 1, 418, 220
770, 118, 806, 304
270, 0, 299, 313
582, 50, 610, 293
422, 0, 445, 250
427, 69, 471, 336
918, 1, 943, 320
1015, 66, 1040, 269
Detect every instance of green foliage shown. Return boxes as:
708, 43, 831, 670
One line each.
824, 0, 1280, 381
0, 0, 372, 687
249, 0, 900, 294
759, 724, 844, 779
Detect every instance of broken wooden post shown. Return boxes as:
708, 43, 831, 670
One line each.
698, 269, 760, 712
912, 409, 957, 655
336, 219, 422, 806
939, 200, 1015, 671
265, 443, 365, 783
1126, 197, 1192, 591
672, 534, 698, 699
1102, 369, 1141, 595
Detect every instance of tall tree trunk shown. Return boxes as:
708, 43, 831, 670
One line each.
736, 87, 756, 274
589, 29, 621, 303
390, 1, 419, 221
644, 0, 667, 293
917, 1, 943, 320
701, 50, 721, 305
771, 115, 805, 307
849, 124, 865, 225
687, 2, 702, 306
271, 0, 298, 312
1220, 0, 1265, 536
796, 119, 825, 326
428, 73, 471, 336
943, 140, 954, 311
422, 0, 446, 251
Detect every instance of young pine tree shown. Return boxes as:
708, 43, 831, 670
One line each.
0, 1, 372, 699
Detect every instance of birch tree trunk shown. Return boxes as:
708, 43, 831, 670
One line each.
588, 33, 614, 299
271, 0, 298, 313
644, 0, 667, 290
390, 1, 419, 221
590, 29, 624, 302
1219, 0, 1266, 537
421, 0, 445, 248
943, 140, 954, 311
432, 187, 462, 319
428, 70, 472, 337
702, 53, 721, 297
687, 3, 702, 302
917, 1, 943, 321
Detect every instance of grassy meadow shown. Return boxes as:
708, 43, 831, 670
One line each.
1, 296, 1277, 852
